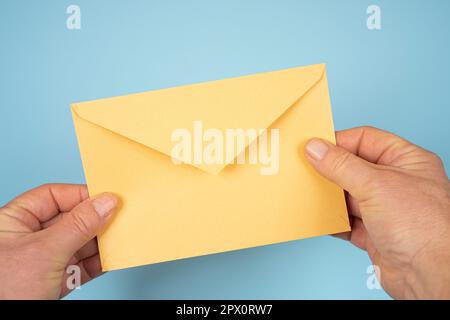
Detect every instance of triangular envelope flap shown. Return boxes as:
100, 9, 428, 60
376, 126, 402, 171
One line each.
72, 64, 325, 174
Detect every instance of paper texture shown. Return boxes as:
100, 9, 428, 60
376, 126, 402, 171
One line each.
72, 64, 350, 271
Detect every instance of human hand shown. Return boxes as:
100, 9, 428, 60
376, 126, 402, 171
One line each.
0, 184, 117, 299
305, 126, 450, 299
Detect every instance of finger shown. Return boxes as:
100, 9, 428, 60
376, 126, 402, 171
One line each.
333, 232, 351, 241
305, 138, 378, 201
40, 212, 64, 229
349, 218, 368, 251
5, 184, 89, 224
333, 215, 354, 241
78, 238, 99, 260
66, 239, 99, 269
81, 254, 104, 280
336, 126, 416, 165
332, 217, 368, 251
39, 193, 118, 261
66, 253, 103, 281
336, 126, 446, 178
345, 192, 361, 218
66, 238, 99, 267
41, 210, 68, 229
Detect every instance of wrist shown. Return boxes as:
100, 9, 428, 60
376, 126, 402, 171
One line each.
408, 232, 450, 299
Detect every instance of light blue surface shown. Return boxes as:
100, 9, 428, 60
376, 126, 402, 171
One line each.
1, 0, 449, 299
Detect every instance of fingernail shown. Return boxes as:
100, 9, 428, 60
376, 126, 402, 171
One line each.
306, 139, 329, 161
92, 193, 118, 217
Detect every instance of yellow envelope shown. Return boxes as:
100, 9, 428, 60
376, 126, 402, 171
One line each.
71, 63, 350, 271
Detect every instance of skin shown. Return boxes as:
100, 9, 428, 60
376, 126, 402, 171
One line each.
0, 185, 117, 299
0, 126, 448, 299
305, 126, 450, 299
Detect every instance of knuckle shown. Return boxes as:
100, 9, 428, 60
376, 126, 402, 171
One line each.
427, 151, 444, 167
359, 125, 376, 132
357, 125, 380, 137
330, 151, 352, 174
69, 210, 94, 240
38, 183, 52, 190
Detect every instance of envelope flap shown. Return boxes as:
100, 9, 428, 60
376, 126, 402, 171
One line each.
72, 64, 325, 174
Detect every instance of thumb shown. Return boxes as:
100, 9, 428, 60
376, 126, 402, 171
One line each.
305, 138, 377, 200
42, 193, 118, 260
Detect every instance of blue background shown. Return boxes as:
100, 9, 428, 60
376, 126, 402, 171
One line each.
1, 0, 449, 299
